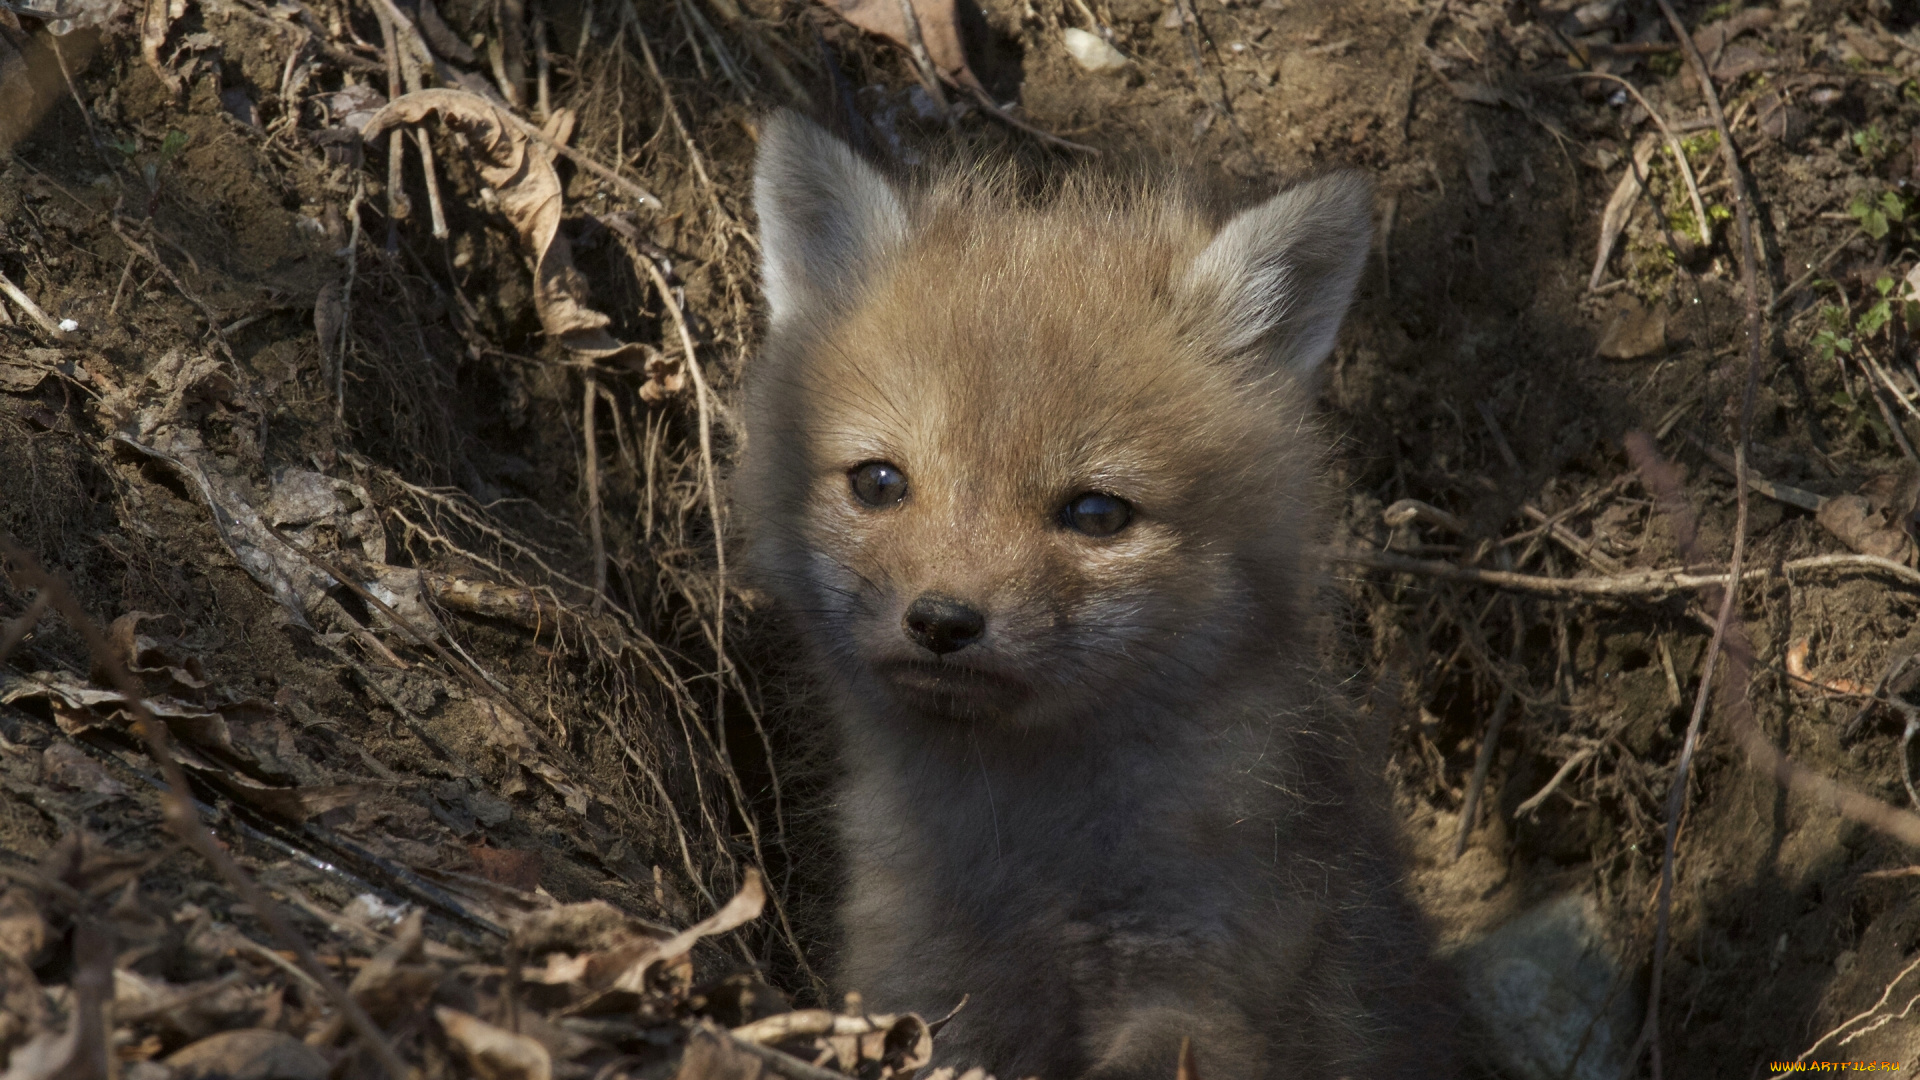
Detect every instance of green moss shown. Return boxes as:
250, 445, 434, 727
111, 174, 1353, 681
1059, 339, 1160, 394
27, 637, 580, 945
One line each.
1626, 231, 1677, 302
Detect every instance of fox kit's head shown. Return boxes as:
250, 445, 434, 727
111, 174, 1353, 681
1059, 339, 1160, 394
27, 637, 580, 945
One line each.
738, 114, 1372, 732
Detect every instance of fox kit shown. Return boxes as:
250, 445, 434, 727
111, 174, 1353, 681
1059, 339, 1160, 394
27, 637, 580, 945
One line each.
738, 113, 1446, 1080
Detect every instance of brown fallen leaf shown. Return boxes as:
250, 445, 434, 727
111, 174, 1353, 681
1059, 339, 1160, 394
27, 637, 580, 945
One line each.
1596, 296, 1668, 360
1463, 115, 1494, 207
608, 869, 765, 994
361, 90, 645, 365
468, 846, 543, 892
1817, 494, 1915, 563
731, 1009, 932, 1077
673, 1023, 777, 1080
0, 947, 46, 1061
163, 1028, 329, 1080
816, 0, 985, 92
437, 1007, 553, 1080
1589, 135, 1658, 290
0, 356, 49, 393
39, 742, 127, 797
1690, 8, 1772, 56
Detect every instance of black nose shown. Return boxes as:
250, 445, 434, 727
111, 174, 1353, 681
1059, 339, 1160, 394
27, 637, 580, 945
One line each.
904, 594, 985, 655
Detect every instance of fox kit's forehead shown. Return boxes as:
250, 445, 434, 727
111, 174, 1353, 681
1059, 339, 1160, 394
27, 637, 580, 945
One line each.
796, 203, 1241, 488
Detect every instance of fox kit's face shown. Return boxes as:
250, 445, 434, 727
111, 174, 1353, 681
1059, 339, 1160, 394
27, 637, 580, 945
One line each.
741, 116, 1373, 729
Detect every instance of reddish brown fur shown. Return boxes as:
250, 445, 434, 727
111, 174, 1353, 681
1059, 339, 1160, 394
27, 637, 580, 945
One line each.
737, 113, 1452, 1080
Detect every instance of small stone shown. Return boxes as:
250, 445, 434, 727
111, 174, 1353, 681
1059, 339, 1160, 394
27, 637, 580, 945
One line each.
1064, 28, 1128, 73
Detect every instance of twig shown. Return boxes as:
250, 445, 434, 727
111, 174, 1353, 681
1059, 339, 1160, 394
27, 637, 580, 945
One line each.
1334, 548, 1920, 596
1844, 654, 1916, 744
1575, 71, 1710, 251
583, 373, 608, 610
1453, 596, 1523, 859
49, 36, 108, 168
107, 216, 231, 359
629, 12, 735, 234
893, 0, 952, 124
499, 106, 662, 210
1637, 6, 1770, 1076
374, 5, 412, 231
337, 181, 365, 420
1514, 746, 1597, 819
958, 82, 1098, 154
1798, 953, 1920, 1062
260, 523, 548, 744
1772, 228, 1863, 315
639, 258, 725, 647
0, 270, 69, 339
363, 0, 448, 237
0, 533, 411, 1080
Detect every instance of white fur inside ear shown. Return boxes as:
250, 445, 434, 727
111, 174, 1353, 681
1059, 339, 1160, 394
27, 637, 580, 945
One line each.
1182, 173, 1374, 374
753, 113, 909, 325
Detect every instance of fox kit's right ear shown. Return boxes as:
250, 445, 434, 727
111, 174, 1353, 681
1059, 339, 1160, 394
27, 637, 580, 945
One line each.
1181, 171, 1374, 376
754, 111, 909, 326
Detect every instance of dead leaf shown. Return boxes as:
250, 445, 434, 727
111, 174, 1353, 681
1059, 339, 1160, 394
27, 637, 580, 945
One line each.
816, 0, 985, 91
39, 743, 126, 797
523, 759, 590, 815
0, 890, 47, 968
1817, 494, 1915, 563
606, 870, 764, 994
1596, 296, 1668, 359
1589, 135, 1658, 290
264, 468, 386, 564
1755, 89, 1807, 146
468, 846, 543, 892
1447, 81, 1512, 108
1464, 115, 1494, 206
509, 900, 673, 960
0, 1022, 84, 1080
361, 90, 644, 364
163, 1029, 329, 1080
1691, 9, 1773, 57
437, 1007, 553, 1080
315, 281, 345, 362
0, 358, 48, 393
1839, 22, 1891, 66
344, 910, 437, 1024
222, 780, 385, 824
673, 1023, 775, 1080
112, 354, 331, 629
0, 950, 45, 1061
731, 1010, 931, 1077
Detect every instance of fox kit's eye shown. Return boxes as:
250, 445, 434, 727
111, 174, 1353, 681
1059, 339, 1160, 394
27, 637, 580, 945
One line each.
1063, 492, 1132, 537
849, 461, 909, 507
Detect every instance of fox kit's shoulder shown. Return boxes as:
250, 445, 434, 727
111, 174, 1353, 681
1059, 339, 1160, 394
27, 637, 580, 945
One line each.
736, 112, 1448, 1080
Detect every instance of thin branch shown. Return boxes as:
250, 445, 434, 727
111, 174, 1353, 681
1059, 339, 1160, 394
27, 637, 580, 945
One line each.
1333, 548, 1920, 596
1637, 5, 1771, 1076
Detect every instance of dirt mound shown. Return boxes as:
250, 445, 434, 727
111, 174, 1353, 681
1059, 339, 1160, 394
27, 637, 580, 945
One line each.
3, 0, 1920, 1075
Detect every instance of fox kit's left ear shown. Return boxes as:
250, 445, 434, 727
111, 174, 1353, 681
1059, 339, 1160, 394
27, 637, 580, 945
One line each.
1181, 172, 1374, 375
753, 111, 909, 327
